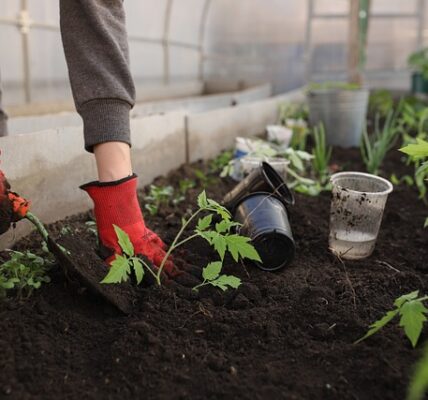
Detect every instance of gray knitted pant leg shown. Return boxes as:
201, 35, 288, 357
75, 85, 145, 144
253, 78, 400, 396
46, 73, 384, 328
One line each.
59, 0, 136, 152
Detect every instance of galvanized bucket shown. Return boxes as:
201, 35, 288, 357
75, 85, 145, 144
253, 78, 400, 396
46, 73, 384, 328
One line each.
307, 88, 369, 147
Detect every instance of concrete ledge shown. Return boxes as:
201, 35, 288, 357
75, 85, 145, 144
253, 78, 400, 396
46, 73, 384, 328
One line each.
8, 83, 272, 136
187, 88, 304, 162
0, 87, 303, 250
0, 112, 186, 250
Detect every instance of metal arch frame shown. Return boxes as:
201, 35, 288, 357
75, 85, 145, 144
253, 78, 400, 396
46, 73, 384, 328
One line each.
304, 0, 427, 83
0, 0, 215, 105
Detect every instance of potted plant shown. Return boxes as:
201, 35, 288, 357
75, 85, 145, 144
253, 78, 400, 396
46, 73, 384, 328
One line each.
306, 81, 369, 147
408, 48, 428, 95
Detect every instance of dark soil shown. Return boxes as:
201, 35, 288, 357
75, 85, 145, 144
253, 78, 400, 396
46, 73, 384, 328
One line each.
0, 148, 427, 400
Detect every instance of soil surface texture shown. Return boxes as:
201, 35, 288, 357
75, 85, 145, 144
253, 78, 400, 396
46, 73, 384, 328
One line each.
0, 148, 427, 400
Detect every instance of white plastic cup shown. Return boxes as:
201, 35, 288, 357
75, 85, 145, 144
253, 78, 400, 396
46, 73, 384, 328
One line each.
329, 172, 393, 260
266, 125, 293, 147
240, 156, 289, 181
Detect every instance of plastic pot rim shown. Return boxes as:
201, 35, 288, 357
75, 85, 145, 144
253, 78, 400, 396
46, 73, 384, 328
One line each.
330, 171, 393, 196
234, 191, 288, 210
241, 156, 290, 166
261, 162, 295, 206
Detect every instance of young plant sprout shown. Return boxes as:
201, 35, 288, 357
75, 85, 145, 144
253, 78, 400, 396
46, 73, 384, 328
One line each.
355, 290, 428, 348
144, 184, 174, 216
192, 261, 241, 292
408, 341, 428, 400
101, 225, 150, 285
312, 123, 332, 184
101, 191, 261, 288
400, 138, 428, 223
361, 109, 401, 175
0, 250, 52, 299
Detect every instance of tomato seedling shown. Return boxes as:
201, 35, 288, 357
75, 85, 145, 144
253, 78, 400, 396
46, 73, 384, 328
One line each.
192, 261, 241, 292
355, 290, 428, 348
101, 191, 261, 288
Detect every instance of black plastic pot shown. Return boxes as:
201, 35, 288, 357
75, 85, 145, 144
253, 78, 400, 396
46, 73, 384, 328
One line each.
234, 192, 295, 271
411, 72, 428, 95
223, 161, 294, 212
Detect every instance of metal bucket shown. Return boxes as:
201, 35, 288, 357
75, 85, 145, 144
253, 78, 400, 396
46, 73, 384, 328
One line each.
307, 88, 369, 148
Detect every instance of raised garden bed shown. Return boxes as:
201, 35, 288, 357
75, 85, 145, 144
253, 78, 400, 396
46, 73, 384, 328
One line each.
0, 143, 427, 399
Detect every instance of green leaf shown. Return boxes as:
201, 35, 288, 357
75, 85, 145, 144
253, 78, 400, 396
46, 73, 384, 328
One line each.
113, 225, 134, 257
210, 275, 241, 291
400, 138, 428, 159
215, 220, 240, 233
132, 258, 145, 285
202, 261, 222, 281
399, 300, 428, 347
224, 235, 262, 262
197, 215, 213, 231
100, 255, 130, 284
212, 234, 227, 260
206, 198, 231, 220
395, 291, 420, 308
197, 191, 208, 208
424, 217, 428, 229
355, 309, 399, 344
407, 341, 428, 400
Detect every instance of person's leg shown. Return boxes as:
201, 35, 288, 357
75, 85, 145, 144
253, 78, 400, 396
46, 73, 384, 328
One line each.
94, 142, 132, 182
59, 0, 174, 272
59, 0, 135, 179
0, 71, 8, 137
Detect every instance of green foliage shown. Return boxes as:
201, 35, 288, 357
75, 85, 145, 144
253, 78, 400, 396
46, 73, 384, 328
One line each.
400, 138, 428, 203
361, 109, 401, 175
401, 138, 428, 159
144, 184, 174, 216
278, 102, 308, 124
408, 48, 428, 79
193, 168, 217, 188
407, 341, 428, 400
369, 89, 394, 117
210, 150, 233, 174
0, 250, 52, 298
307, 81, 361, 92
85, 220, 98, 238
193, 261, 241, 292
355, 291, 428, 348
390, 174, 414, 186
101, 225, 148, 285
312, 123, 332, 184
102, 192, 260, 288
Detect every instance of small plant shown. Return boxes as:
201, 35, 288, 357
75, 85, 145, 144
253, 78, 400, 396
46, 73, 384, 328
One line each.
361, 109, 401, 175
193, 168, 217, 188
172, 178, 196, 205
0, 250, 52, 298
85, 220, 98, 238
101, 191, 261, 288
101, 225, 150, 284
144, 184, 174, 215
307, 81, 361, 91
312, 123, 332, 184
355, 291, 428, 348
408, 48, 428, 79
209, 150, 233, 174
278, 102, 308, 125
369, 89, 394, 117
407, 341, 428, 400
400, 138, 428, 206
192, 261, 241, 292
